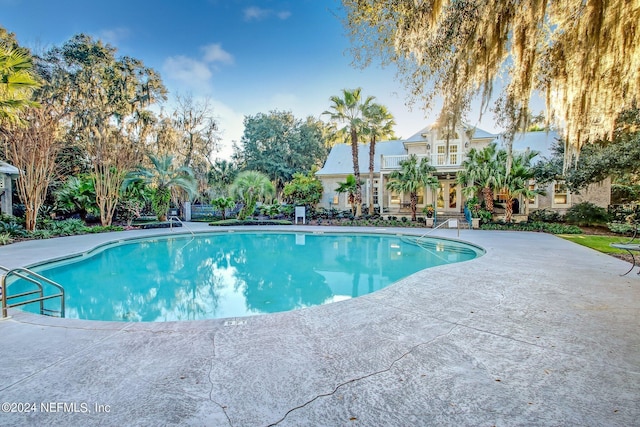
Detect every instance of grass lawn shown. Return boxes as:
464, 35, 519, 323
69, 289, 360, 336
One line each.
558, 234, 634, 255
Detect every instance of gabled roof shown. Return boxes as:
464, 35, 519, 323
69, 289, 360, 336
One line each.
0, 161, 19, 175
500, 130, 562, 160
316, 140, 406, 175
404, 123, 496, 142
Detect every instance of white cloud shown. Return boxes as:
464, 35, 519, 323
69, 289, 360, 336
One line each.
201, 43, 234, 65
162, 55, 213, 93
208, 100, 246, 160
243, 6, 269, 21
243, 6, 291, 22
98, 27, 131, 45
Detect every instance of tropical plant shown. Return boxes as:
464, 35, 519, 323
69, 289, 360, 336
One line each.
41, 218, 87, 236
0, 47, 40, 124
465, 197, 481, 219
54, 175, 98, 222
335, 174, 360, 215
386, 154, 438, 221
208, 159, 239, 197
229, 170, 275, 220
0, 232, 13, 245
323, 88, 374, 216
494, 150, 544, 222
123, 154, 197, 221
118, 180, 153, 225
456, 143, 500, 213
422, 204, 435, 218
282, 170, 323, 207
210, 196, 236, 220
362, 102, 395, 213
0, 218, 25, 237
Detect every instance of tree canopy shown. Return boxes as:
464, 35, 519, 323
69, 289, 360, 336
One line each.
234, 110, 328, 194
534, 108, 640, 202
342, 0, 640, 165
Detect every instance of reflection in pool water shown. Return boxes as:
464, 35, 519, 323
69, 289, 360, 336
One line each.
17, 232, 481, 322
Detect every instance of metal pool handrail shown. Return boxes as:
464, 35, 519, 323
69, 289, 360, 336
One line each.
416, 218, 461, 242
169, 215, 195, 237
1, 265, 65, 318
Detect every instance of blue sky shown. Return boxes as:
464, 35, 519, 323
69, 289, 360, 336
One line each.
2, 0, 504, 159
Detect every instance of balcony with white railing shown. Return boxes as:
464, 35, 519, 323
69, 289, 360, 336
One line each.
381, 154, 463, 170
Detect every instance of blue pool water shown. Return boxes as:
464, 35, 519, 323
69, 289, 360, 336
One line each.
16, 232, 482, 322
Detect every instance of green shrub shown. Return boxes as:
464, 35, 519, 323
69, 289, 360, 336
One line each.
86, 225, 125, 233
529, 208, 563, 223
564, 202, 610, 226
0, 220, 26, 237
0, 232, 14, 245
480, 221, 582, 234
209, 219, 293, 226
607, 222, 637, 234
29, 230, 54, 239
41, 218, 88, 236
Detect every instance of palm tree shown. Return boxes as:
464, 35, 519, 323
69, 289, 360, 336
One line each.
495, 150, 544, 222
123, 154, 198, 221
456, 143, 500, 212
209, 159, 238, 197
362, 103, 395, 214
210, 196, 236, 220
386, 154, 438, 221
335, 174, 360, 215
229, 170, 275, 220
323, 88, 374, 217
54, 175, 98, 222
0, 48, 40, 124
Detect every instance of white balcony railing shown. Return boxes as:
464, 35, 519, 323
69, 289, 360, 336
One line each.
381, 154, 462, 170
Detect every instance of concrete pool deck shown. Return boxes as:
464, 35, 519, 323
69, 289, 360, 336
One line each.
0, 224, 638, 426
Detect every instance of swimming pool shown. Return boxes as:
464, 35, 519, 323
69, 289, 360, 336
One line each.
15, 232, 483, 322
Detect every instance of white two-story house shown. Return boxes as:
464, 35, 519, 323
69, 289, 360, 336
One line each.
315, 124, 610, 217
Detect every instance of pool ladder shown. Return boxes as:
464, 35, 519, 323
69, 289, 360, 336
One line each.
1, 265, 65, 319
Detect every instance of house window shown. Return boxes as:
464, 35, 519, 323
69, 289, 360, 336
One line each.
436, 146, 446, 165
390, 191, 400, 204
435, 144, 460, 165
332, 194, 339, 205
553, 181, 570, 206
495, 188, 508, 203
373, 179, 379, 205
449, 185, 457, 209
449, 145, 458, 165
437, 182, 445, 208
417, 187, 424, 205
527, 181, 538, 207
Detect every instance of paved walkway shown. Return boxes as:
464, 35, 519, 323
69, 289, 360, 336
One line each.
0, 224, 638, 426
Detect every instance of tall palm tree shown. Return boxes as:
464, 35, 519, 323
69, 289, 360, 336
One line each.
495, 150, 544, 222
456, 143, 500, 212
123, 154, 197, 221
386, 154, 438, 221
362, 102, 395, 214
323, 88, 374, 217
0, 48, 40, 124
230, 170, 275, 220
